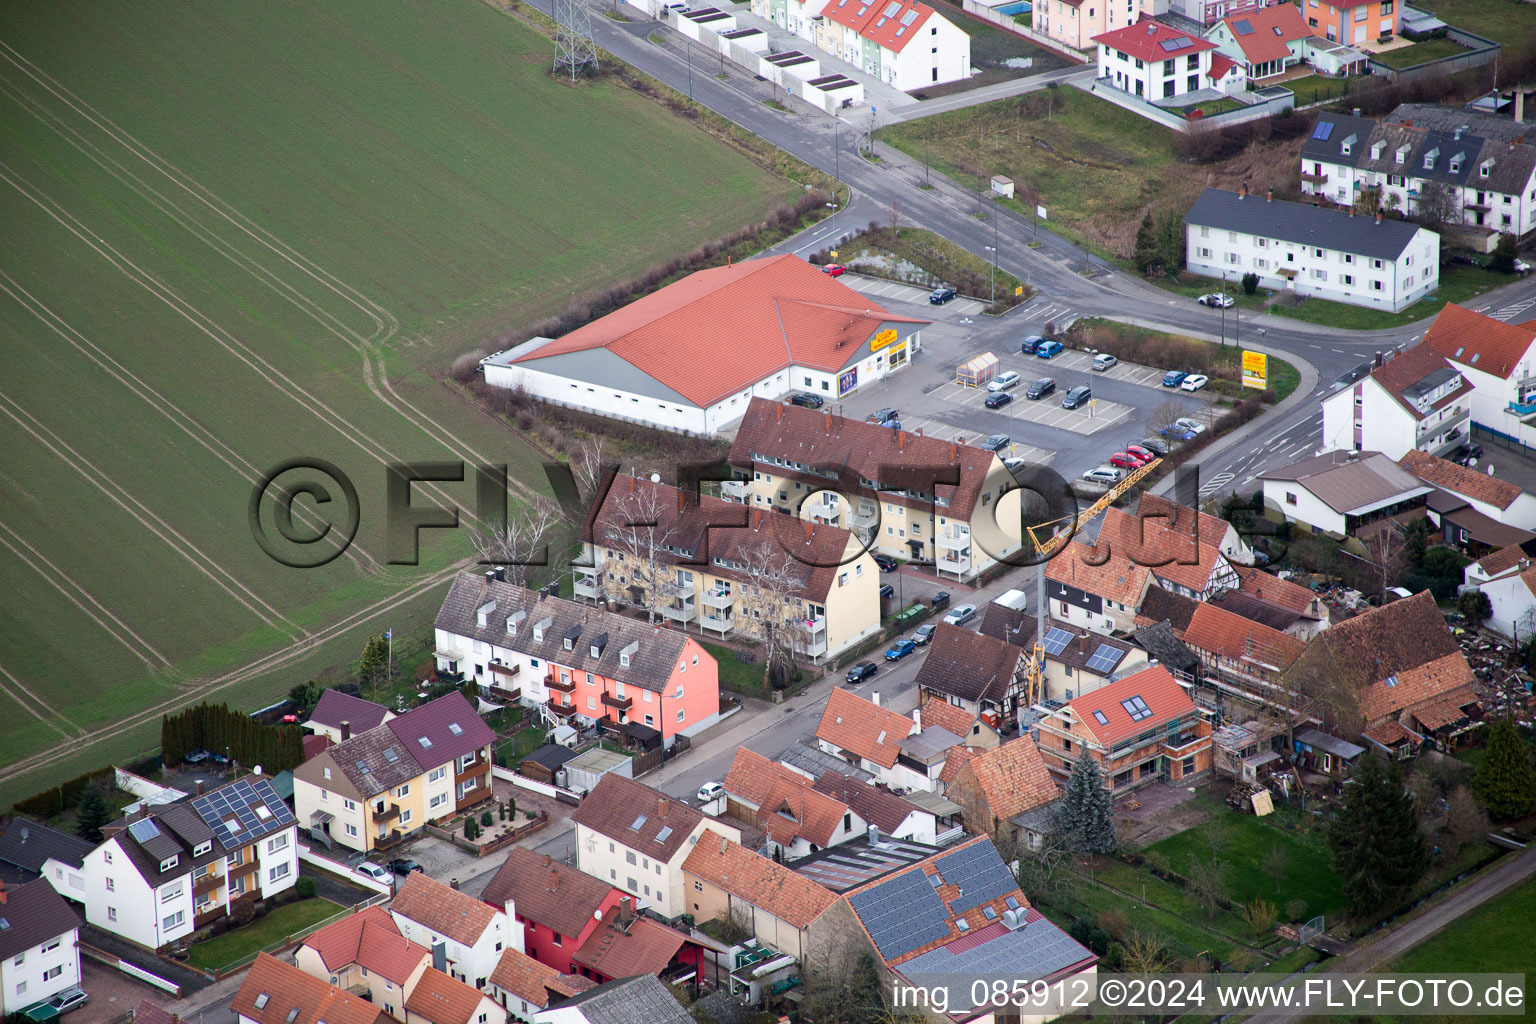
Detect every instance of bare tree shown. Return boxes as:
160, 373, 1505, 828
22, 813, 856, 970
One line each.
1414, 179, 1459, 236
800, 936, 885, 1024
738, 538, 808, 689
1120, 931, 1172, 974
469, 497, 565, 590
1260, 843, 1289, 895
1009, 829, 1082, 908
570, 435, 611, 499
1149, 399, 1191, 436
1440, 785, 1490, 860
1359, 520, 1407, 599
1185, 856, 1228, 919
596, 483, 681, 625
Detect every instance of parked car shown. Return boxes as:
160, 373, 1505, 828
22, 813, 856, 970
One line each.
912, 623, 938, 645
357, 862, 392, 884
822, 263, 846, 277
1082, 466, 1125, 486
1109, 451, 1150, 470
1020, 335, 1045, 354
386, 858, 424, 875
929, 287, 957, 304
978, 434, 1010, 452
1180, 373, 1210, 392
930, 591, 951, 610
1514, 259, 1532, 276
1160, 421, 1199, 441
873, 553, 898, 572
1003, 456, 1027, 472
1161, 370, 1188, 388
1036, 340, 1064, 359
845, 662, 878, 684
790, 392, 824, 408
1125, 444, 1158, 463
1137, 437, 1171, 456
885, 638, 917, 661
697, 781, 726, 803
1450, 442, 1484, 466
987, 370, 1022, 392
1198, 293, 1234, 308
1175, 416, 1207, 435
879, 583, 896, 599
1025, 377, 1056, 400
1061, 385, 1092, 410
26, 990, 88, 1020
984, 391, 1014, 409
1092, 353, 1118, 371
868, 408, 899, 425
943, 603, 978, 626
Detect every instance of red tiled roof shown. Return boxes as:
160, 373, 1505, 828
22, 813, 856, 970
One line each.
1208, 53, 1238, 80
724, 748, 809, 808
938, 746, 984, 789
1098, 507, 1225, 594
571, 774, 706, 861
1357, 653, 1476, 723
823, 0, 935, 53
1065, 665, 1197, 747
1184, 602, 1306, 674
1408, 690, 1479, 731
1233, 565, 1324, 618
514, 256, 926, 407
917, 698, 978, 737
1218, 3, 1311, 65
1364, 342, 1466, 420
1475, 544, 1534, 579
301, 906, 428, 985
1093, 18, 1217, 64
682, 830, 838, 929
1400, 450, 1523, 510
811, 772, 922, 834
817, 688, 915, 768
489, 948, 564, 1008
234, 954, 389, 1024
571, 908, 688, 979
390, 872, 499, 947
482, 847, 618, 940
403, 969, 491, 1024
951, 737, 1059, 821
1362, 719, 1420, 748
1285, 591, 1461, 711
756, 776, 850, 849
1135, 494, 1236, 555
1045, 540, 1150, 608
1423, 303, 1536, 380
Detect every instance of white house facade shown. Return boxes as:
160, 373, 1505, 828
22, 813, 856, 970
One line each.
1260, 450, 1432, 540
1319, 343, 1471, 460
388, 873, 517, 992
1186, 185, 1439, 313
0, 881, 81, 1016
1094, 20, 1217, 102
1422, 304, 1536, 450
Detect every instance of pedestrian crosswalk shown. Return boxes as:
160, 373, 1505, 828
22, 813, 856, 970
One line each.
1488, 299, 1536, 323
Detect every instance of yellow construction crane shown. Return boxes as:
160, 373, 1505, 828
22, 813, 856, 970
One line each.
1019, 457, 1162, 709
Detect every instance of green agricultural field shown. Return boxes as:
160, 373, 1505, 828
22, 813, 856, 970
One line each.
0, 0, 801, 803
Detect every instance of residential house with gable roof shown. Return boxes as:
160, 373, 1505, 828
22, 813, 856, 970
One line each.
1043, 540, 1150, 635
1204, 3, 1317, 81
235, 954, 392, 1024
1137, 493, 1255, 567
841, 837, 1096, 1019
681, 830, 856, 962
1282, 591, 1481, 755
402, 966, 507, 1024
480, 256, 928, 436
570, 775, 741, 921
1422, 306, 1536, 450
531, 975, 692, 1024
720, 749, 865, 858
433, 574, 719, 747
1036, 665, 1213, 793
726, 399, 1024, 581
0, 818, 91, 904
1036, 0, 1163, 55
1401, 449, 1536, 552
293, 691, 495, 854
389, 871, 517, 991
1218, 565, 1332, 640
811, 772, 954, 845
813, 0, 971, 90
913, 624, 1023, 730
1186, 186, 1439, 313
1094, 20, 1219, 103
913, 696, 1002, 750
481, 848, 627, 976
1305, 0, 1393, 47
295, 906, 431, 1018
567, 902, 703, 988
815, 688, 918, 786
1320, 342, 1471, 461
81, 775, 298, 949
945, 737, 1061, 845
1097, 506, 1240, 603
488, 948, 586, 1023
0, 879, 81, 1015
1182, 600, 1308, 712
979, 606, 1150, 704
1261, 449, 1433, 543
306, 691, 394, 746
578, 476, 880, 663
1462, 542, 1536, 638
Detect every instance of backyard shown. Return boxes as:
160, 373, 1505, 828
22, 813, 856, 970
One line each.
912, 0, 1072, 96
1370, 36, 1470, 70
1267, 263, 1511, 330
1408, 0, 1535, 47
186, 898, 343, 970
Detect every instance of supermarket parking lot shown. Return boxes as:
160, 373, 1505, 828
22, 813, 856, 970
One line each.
840, 273, 989, 317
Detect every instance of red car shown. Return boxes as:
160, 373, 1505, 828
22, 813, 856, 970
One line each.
1109, 451, 1151, 470
822, 263, 846, 277
1125, 444, 1158, 464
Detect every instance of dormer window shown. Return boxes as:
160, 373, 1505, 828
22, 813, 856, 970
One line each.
475, 599, 497, 628
506, 610, 525, 635
1342, 133, 1357, 156
563, 624, 581, 650
194, 841, 212, 857
1481, 159, 1494, 179
1422, 147, 1438, 170
1451, 153, 1464, 173
1370, 140, 1383, 160
620, 640, 639, 668
1395, 144, 1409, 165
160, 856, 178, 872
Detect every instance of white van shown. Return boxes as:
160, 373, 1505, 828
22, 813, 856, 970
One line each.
987, 370, 1022, 392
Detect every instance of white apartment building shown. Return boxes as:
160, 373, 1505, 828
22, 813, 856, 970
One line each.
388, 872, 516, 992
1423, 304, 1536, 450
1320, 342, 1471, 460
1185, 186, 1439, 313
81, 777, 299, 949
0, 880, 81, 1015
569, 774, 741, 921
1094, 20, 1218, 102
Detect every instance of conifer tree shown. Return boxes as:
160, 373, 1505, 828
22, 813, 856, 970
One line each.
1055, 751, 1116, 854
76, 784, 112, 844
1472, 718, 1536, 821
1328, 754, 1427, 917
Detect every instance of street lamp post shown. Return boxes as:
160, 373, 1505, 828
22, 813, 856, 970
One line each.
833, 117, 839, 183
990, 201, 999, 305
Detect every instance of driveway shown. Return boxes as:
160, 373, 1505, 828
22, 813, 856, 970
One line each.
74, 960, 165, 1024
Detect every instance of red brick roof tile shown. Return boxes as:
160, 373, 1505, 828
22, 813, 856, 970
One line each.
817, 688, 915, 768
682, 830, 838, 929
1184, 602, 1306, 674
390, 872, 499, 948
823, 0, 935, 53
482, 847, 618, 940
1400, 450, 1523, 510
950, 737, 1059, 821
1218, 3, 1312, 65
1093, 18, 1217, 63
1357, 654, 1476, 723
234, 954, 389, 1024
1064, 665, 1197, 747
489, 948, 564, 1008
1423, 303, 1536, 380
571, 908, 688, 979
1044, 540, 1150, 608
403, 969, 491, 1024
300, 906, 429, 985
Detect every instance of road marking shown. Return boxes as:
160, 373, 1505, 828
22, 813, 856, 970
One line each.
1490, 299, 1535, 322
1197, 471, 1234, 496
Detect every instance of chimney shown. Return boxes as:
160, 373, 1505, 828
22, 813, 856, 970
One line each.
550, 869, 559, 891
823, 412, 832, 434
677, 488, 687, 512
752, 509, 764, 530
628, 476, 636, 493
866, 824, 880, 845
719, 835, 728, 854
659, 798, 670, 818
804, 521, 813, 542
1239, 181, 1248, 200
915, 426, 923, 437
948, 442, 958, 461
1376, 211, 1383, 224
432, 941, 447, 973
912, 707, 922, 730
1516, 91, 1525, 125
776, 403, 785, 423
1265, 188, 1273, 202
871, 691, 880, 707
1403, 118, 1412, 128
898, 429, 908, 451
340, 720, 351, 742
1352, 107, 1361, 118
0, 882, 7, 904
544, 854, 553, 867
450, 878, 460, 891
1454, 126, 1464, 141
195, 779, 205, 796
620, 896, 633, 917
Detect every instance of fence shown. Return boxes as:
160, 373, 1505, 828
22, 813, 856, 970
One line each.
80, 944, 184, 996
211, 894, 390, 979
422, 811, 550, 856
491, 765, 584, 805
1082, 79, 1294, 134
1366, 28, 1499, 81
297, 843, 393, 895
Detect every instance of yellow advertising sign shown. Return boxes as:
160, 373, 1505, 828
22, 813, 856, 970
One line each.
1242, 350, 1268, 390
871, 328, 899, 353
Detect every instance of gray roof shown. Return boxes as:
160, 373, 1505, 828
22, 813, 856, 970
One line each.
492, 346, 696, 408
899, 913, 1094, 1003
0, 818, 91, 873
328, 722, 425, 797
1131, 621, 1200, 674
521, 744, 580, 771
1184, 187, 1426, 261
776, 741, 876, 784
0, 879, 77, 960
548, 974, 692, 1024
1307, 106, 1536, 199
1295, 728, 1366, 760
787, 834, 941, 893
108, 775, 293, 888
435, 573, 690, 694
899, 727, 964, 763
1261, 450, 1431, 514
1389, 103, 1536, 147
1301, 111, 1377, 167
565, 747, 629, 775
1008, 799, 1060, 836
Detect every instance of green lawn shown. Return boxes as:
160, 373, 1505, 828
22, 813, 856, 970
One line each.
495, 727, 549, 765
914, 0, 1071, 93
1405, 0, 1535, 47
1267, 264, 1511, 330
0, 0, 804, 803
701, 641, 769, 697
1147, 806, 1346, 925
186, 899, 342, 970
1370, 37, 1470, 69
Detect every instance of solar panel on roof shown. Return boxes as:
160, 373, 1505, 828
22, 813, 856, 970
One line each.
1312, 122, 1334, 141
1085, 644, 1127, 674
937, 841, 1018, 913
900, 8, 917, 23
848, 870, 951, 960
193, 779, 296, 849
1158, 37, 1192, 51
883, 1, 899, 14
128, 818, 162, 842
1234, 18, 1253, 34
1040, 628, 1073, 656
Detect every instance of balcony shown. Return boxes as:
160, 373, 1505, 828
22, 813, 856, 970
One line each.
936, 531, 970, 551
700, 588, 735, 609
797, 617, 828, 658
662, 579, 696, 598
719, 480, 752, 501
227, 857, 260, 882
848, 504, 878, 529
1299, 170, 1329, 185
456, 754, 489, 785
487, 662, 520, 680
700, 613, 735, 634
1419, 407, 1469, 438
374, 829, 406, 852
194, 906, 224, 929
546, 673, 577, 693
545, 697, 580, 718
601, 691, 634, 712
372, 803, 401, 824
193, 872, 222, 897
661, 601, 697, 624
573, 574, 600, 599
